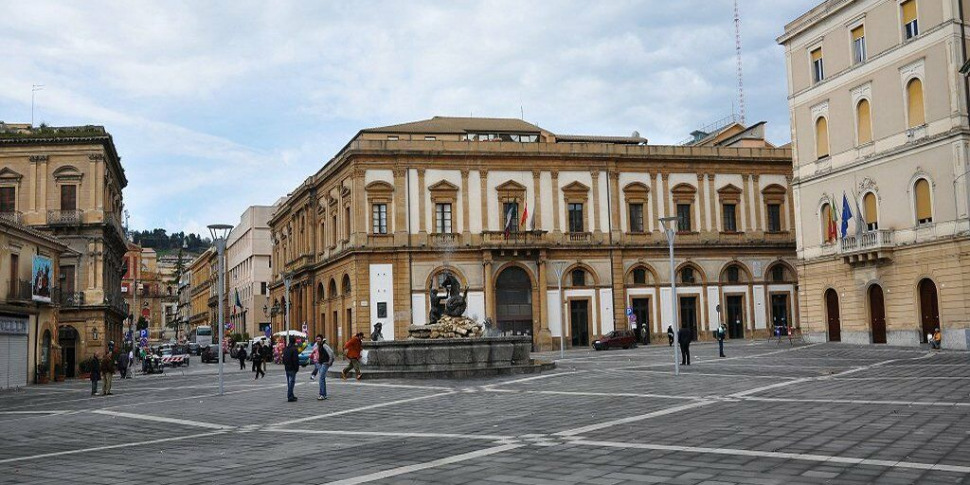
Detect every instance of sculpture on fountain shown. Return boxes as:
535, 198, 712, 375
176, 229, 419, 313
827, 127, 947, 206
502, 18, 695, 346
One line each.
410, 271, 482, 339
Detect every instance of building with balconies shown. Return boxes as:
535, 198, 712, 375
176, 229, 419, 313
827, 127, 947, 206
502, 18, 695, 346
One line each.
226, 205, 273, 339
188, 248, 215, 335
0, 122, 128, 371
268, 116, 796, 351
779, 0, 970, 348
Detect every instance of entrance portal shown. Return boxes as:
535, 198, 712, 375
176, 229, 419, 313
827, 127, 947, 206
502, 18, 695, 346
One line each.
869, 285, 887, 344
58, 325, 78, 378
825, 289, 841, 342
679, 296, 698, 341
770, 294, 790, 329
495, 266, 533, 338
631, 298, 650, 344
569, 300, 590, 347
918, 279, 939, 343
726, 295, 744, 339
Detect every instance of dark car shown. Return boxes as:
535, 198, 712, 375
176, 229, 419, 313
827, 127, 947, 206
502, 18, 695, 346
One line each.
200, 346, 223, 363
593, 330, 638, 351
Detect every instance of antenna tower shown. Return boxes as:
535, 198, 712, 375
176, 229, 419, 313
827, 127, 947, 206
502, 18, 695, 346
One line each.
734, 0, 745, 125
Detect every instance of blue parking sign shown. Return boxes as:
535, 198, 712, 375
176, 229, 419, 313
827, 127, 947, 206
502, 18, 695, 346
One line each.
140, 329, 148, 339
625, 307, 633, 316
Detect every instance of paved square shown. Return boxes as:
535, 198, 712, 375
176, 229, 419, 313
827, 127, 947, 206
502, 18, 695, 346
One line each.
1, 341, 969, 484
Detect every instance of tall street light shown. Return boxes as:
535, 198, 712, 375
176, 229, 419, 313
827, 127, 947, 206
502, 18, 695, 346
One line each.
283, 272, 293, 332
208, 223, 233, 395
659, 216, 680, 376
553, 261, 567, 361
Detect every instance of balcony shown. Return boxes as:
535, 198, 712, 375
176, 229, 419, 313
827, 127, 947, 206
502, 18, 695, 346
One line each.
54, 288, 85, 307
564, 232, 593, 244
5, 279, 32, 302
482, 230, 546, 246
430, 233, 460, 247
47, 209, 82, 226
840, 229, 894, 265
0, 211, 23, 225
366, 233, 394, 248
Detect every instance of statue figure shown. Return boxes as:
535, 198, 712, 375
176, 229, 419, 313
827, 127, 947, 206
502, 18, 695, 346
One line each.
428, 287, 445, 325
441, 273, 468, 317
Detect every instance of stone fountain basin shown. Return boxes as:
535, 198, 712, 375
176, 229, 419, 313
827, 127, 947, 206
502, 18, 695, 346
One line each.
326, 336, 555, 379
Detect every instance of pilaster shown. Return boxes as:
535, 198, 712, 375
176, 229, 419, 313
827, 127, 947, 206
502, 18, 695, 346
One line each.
609, 171, 621, 240
650, 172, 659, 232
417, 168, 427, 238
479, 169, 489, 231
532, 170, 542, 230
551, 170, 561, 234
461, 169, 471, 243
393, 166, 408, 245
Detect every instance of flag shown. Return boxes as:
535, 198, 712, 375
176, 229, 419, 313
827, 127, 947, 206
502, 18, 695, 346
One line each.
235, 288, 242, 309
503, 205, 514, 239
841, 192, 853, 239
520, 201, 529, 230
853, 191, 866, 235
827, 200, 838, 242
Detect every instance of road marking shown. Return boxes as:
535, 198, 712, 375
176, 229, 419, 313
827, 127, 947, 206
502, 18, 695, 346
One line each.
742, 396, 970, 407
269, 428, 512, 441
271, 391, 456, 427
486, 388, 699, 401
324, 443, 523, 484
571, 439, 970, 474
554, 400, 717, 437
483, 371, 584, 389
0, 431, 225, 464
608, 369, 799, 380
0, 410, 69, 415
91, 410, 235, 430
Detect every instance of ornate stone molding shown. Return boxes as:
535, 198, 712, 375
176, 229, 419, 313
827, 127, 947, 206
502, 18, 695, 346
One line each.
29, 155, 49, 163
88, 154, 104, 161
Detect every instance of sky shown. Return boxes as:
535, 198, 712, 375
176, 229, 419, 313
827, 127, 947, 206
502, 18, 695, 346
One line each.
0, 1, 812, 234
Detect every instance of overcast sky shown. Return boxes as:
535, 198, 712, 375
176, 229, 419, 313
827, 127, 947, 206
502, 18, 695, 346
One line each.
0, 1, 812, 234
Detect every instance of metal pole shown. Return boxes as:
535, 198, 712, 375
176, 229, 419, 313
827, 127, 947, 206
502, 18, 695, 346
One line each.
668, 228, 679, 376
216, 238, 226, 396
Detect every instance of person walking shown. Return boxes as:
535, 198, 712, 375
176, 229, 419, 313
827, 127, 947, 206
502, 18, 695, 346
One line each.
282, 337, 300, 402
341, 332, 364, 381
237, 345, 247, 370
715, 323, 727, 358
677, 326, 693, 366
252, 342, 266, 379
100, 350, 116, 395
667, 325, 674, 346
309, 335, 323, 381
316, 336, 335, 401
118, 350, 129, 379
261, 341, 272, 367
89, 353, 101, 395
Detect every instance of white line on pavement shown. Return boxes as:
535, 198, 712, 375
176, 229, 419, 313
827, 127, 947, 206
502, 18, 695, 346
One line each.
0, 430, 225, 464
607, 369, 799, 380
482, 371, 584, 389
323, 443, 524, 484
743, 396, 970, 407
269, 428, 512, 441
571, 439, 970, 474
91, 409, 235, 430
554, 400, 717, 437
271, 391, 456, 427
0, 410, 69, 414
486, 388, 699, 401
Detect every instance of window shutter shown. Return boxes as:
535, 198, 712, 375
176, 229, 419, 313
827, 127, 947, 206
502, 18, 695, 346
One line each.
907, 79, 925, 127
915, 179, 932, 221
815, 117, 829, 158
851, 25, 864, 40
857, 100, 872, 144
863, 193, 878, 225
821, 204, 832, 242
902, 0, 917, 24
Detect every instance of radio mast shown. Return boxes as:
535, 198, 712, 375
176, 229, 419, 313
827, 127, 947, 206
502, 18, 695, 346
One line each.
734, 0, 746, 125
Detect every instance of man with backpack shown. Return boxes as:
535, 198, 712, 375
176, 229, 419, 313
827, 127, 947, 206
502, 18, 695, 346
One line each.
313, 335, 335, 400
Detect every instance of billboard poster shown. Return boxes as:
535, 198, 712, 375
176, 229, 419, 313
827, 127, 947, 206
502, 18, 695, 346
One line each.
31, 255, 53, 303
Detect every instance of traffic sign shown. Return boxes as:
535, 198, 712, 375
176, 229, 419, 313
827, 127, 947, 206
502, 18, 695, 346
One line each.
629, 314, 637, 324
301, 322, 308, 333
139, 329, 148, 339
625, 307, 633, 316
140, 337, 148, 347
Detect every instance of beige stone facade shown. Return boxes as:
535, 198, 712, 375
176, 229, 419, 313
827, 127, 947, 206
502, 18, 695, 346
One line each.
779, 0, 970, 348
0, 123, 128, 372
122, 244, 165, 341
268, 117, 797, 351
225, 205, 273, 338
188, 248, 215, 337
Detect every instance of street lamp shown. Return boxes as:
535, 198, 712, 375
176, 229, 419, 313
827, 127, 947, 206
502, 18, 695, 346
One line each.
282, 272, 293, 332
553, 261, 567, 360
208, 223, 233, 396
659, 216, 680, 376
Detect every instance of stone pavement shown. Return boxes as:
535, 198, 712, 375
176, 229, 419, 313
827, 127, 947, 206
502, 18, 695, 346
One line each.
1, 341, 969, 484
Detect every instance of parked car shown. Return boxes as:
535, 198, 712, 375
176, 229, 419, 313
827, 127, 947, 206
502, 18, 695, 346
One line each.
299, 343, 317, 367
200, 346, 223, 363
593, 330, 638, 351
187, 342, 201, 355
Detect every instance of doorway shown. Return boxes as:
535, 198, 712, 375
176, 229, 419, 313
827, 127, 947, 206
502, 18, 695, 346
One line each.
631, 297, 650, 344
569, 300, 590, 348
58, 325, 78, 378
825, 289, 841, 342
726, 295, 744, 339
918, 279, 939, 343
495, 266, 533, 338
770, 294, 790, 330
345, 308, 352, 341
869, 285, 887, 344
679, 296, 698, 341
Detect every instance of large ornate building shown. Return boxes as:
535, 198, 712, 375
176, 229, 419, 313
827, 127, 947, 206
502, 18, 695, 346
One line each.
780, 0, 970, 348
269, 117, 796, 350
0, 123, 128, 374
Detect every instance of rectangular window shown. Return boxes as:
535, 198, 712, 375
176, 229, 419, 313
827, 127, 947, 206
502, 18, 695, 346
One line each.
722, 204, 737, 232
628, 203, 644, 232
371, 203, 388, 234
902, 0, 918, 39
332, 215, 337, 245
261, 282, 267, 295
60, 185, 77, 211
676, 204, 692, 232
811, 48, 824, 83
767, 204, 782, 232
345, 207, 351, 240
568, 203, 584, 233
503, 202, 518, 233
0, 187, 14, 213
60, 265, 75, 292
377, 302, 387, 319
435, 203, 452, 233
851, 25, 866, 64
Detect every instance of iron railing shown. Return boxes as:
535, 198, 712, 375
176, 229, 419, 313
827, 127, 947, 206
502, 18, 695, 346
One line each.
47, 209, 82, 226
0, 211, 23, 225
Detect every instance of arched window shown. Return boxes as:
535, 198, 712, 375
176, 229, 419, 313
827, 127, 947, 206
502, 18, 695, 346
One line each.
570, 269, 587, 287
328, 278, 337, 298
914, 178, 932, 224
820, 203, 836, 243
342, 274, 352, 295
863, 193, 878, 231
720, 264, 749, 284
907, 78, 925, 128
766, 263, 794, 283
815, 117, 829, 159
679, 266, 702, 285
317, 282, 325, 301
856, 99, 872, 144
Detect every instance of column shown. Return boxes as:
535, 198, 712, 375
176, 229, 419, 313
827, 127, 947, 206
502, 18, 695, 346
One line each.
461, 169, 471, 241
661, 173, 671, 219
785, 175, 796, 232
696, 174, 707, 232
393, 167, 407, 244
707, 174, 717, 231
479, 169, 489, 231
536, 256, 552, 350
609, 171, 621, 240
483, 256, 493, 320
752, 174, 763, 232
551, 171, 561, 234
591, 170, 602, 237
742, 174, 753, 233
650, 172, 659, 232
353, 169, 365, 246
532, 170, 542, 230
417, 169, 427, 237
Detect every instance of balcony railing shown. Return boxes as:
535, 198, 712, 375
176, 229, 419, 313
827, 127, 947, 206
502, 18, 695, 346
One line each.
54, 288, 85, 307
6, 279, 32, 302
47, 209, 82, 226
430, 233, 459, 246
0, 211, 23, 225
481, 230, 546, 245
565, 232, 593, 244
840, 229, 894, 264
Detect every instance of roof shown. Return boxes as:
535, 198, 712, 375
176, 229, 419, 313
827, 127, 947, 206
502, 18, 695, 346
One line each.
0, 218, 74, 253
362, 116, 544, 134
555, 134, 647, 145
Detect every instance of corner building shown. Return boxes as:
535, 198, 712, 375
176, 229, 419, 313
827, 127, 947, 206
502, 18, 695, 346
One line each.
269, 117, 796, 350
780, 0, 970, 348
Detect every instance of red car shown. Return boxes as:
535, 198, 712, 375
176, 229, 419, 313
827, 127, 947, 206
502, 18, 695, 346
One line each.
593, 330, 638, 350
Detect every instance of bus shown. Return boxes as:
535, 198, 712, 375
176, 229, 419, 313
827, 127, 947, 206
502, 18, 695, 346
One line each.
189, 325, 214, 346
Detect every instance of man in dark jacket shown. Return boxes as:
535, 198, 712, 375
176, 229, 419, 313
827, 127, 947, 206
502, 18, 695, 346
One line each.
677, 326, 693, 366
237, 346, 247, 370
667, 326, 674, 346
282, 337, 300, 402
100, 350, 117, 395
89, 353, 101, 395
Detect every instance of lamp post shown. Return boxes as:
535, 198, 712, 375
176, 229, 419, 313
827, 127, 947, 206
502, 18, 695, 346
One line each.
659, 216, 680, 376
553, 261, 567, 360
208, 223, 233, 396
283, 272, 293, 332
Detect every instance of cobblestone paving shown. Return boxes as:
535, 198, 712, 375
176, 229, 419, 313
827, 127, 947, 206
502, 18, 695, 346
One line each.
1, 341, 969, 484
